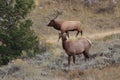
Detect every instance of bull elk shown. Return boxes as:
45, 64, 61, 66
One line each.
59, 33, 92, 67
47, 11, 83, 37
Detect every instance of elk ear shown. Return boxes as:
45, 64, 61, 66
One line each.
58, 33, 62, 41
66, 32, 69, 38
64, 33, 68, 40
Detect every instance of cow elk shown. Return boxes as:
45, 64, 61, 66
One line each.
59, 33, 92, 67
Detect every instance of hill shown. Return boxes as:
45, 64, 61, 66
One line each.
31, 0, 120, 35
0, 0, 120, 80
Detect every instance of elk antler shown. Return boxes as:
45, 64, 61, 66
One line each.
53, 10, 62, 20
47, 16, 51, 20
47, 10, 63, 21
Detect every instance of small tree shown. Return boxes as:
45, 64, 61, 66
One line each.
0, 0, 39, 65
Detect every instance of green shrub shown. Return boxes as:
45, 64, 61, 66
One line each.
0, 0, 39, 65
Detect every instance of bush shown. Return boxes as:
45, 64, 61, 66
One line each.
0, 0, 39, 65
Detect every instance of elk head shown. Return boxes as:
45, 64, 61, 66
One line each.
47, 10, 62, 27
58, 33, 68, 41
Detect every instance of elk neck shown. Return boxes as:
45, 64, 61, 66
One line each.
53, 20, 63, 30
61, 37, 67, 50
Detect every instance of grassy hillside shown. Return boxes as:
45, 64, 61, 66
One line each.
29, 0, 120, 55
31, 0, 120, 35
1, 38, 120, 80
0, 0, 120, 80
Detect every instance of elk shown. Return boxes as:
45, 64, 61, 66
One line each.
47, 11, 83, 37
59, 33, 92, 67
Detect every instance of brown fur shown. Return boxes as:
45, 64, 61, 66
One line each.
47, 19, 83, 37
59, 33, 91, 67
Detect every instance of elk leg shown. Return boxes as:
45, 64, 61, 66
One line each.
73, 55, 76, 64
76, 30, 83, 37
66, 31, 69, 38
81, 30, 83, 36
83, 52, 89, 61
68, 55, 71, 67
76, 31, 80, 37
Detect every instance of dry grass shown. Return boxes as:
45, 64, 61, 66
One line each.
29, 0, 120, 63
32, 64, 120, 80
31, 0, 120, 36
1, 0, 120, 80
29, 0, 120, 50
84, 65, 120, 80
1, 58, 120, 80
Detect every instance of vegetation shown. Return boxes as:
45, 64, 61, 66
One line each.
0, 0, 120, 80
0, 0, 39, 65
32, 0, 120, 36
